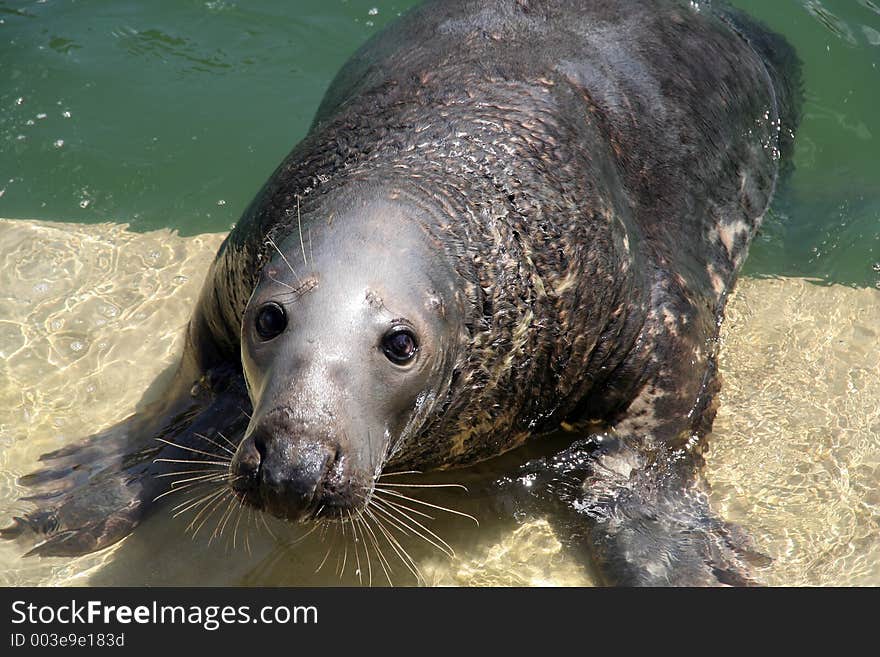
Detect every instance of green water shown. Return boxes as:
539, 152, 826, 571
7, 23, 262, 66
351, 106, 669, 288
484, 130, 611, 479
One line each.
1, 0, 879, 287
0, 0, 419, 232
0, 0, 878, 587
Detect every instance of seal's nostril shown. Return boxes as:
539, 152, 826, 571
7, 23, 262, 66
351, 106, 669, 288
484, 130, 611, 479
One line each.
325, 444, 342, 477
252, 430, 268, 462
231, 433, 264, 495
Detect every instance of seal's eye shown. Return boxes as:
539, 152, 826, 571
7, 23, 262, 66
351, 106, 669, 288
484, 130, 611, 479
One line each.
381, 328, 419, 365
255, 302, 287, 341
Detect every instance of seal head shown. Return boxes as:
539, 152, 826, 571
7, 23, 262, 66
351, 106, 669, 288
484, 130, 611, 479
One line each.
230, 190, 464, 522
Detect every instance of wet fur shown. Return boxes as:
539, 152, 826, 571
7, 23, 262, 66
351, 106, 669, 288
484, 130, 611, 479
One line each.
3, 0, 799, 584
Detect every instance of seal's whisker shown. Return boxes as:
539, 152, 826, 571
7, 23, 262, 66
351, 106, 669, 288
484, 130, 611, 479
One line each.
152, 475, 228, 502
296, 194, 308, 268
154, 458, 231, 467
218, 494, 240, 553
257, 511, 277, 541
215, 431, 240, 451
164, 478, 228, 497
179, 491, 229, 542
156, 437, 229, 461
244, 507, 253, 555
374, 482, 469, 491
364, 512, 397, 583
351, 511, 372, 586
214, 491, 242, 543
340, 510, 353, 580
359, 516, 376, 587
225, 484, 244, 550
172, 485, 227, 517
317, 519, 339, 575
371, 497, 455, 558
266, 236, 303, 283
319, 517, 332, 541
348, 510, 364, 585
232, 496, 247, 551
153, 483, 199, 503
362, 524, 394, 586
341, 512, 352, 580
267, 272, 297, 292
357, 515, 375, 587
165, 491, 205, 513
378, 470, 424, 478
192, 432, 237, 457
374, 496, 455, 557
366, 508, 423, 584
358, 510, 393, 586
286, 521, 319, 549
256, 520, 321, 577
374, 488, 479, 525
153, 479, 230, 502
339, 510, 360, 579
373, 493, 435, 521
169, 486, 220, 514
372, 512, 420, 576
366, 499, 413, 538
197, 505, 230, 543
184, 488, 231, 540
170, 472, 230, 488
154, 467, 228, 479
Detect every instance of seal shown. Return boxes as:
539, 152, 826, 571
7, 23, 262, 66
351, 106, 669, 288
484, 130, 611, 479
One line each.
3, 0, 800, 585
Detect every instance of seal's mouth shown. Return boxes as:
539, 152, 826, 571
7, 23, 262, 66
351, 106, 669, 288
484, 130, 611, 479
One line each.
156, 427, 478, 584
227, 424, 376, 524
229, 471, 374, 524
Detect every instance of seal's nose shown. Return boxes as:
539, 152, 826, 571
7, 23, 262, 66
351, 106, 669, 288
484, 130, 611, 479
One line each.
229, 433, 262, 499
230, 424, 350, 521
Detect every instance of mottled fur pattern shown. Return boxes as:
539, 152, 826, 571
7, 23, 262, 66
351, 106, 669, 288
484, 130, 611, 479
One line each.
5, 0, 800, 583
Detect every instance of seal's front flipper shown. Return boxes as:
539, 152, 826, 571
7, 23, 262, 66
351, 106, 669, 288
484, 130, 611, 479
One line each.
2, 447, 157, 557
1, 365, 250, 557
577, 438, 769, 586
506, 436, 769, 586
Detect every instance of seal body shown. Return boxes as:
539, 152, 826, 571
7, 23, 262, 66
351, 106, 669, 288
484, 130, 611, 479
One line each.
5, 0, 799, 585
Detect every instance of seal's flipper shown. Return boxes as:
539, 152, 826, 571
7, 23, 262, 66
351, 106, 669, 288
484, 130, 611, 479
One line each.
576, 438, 769, 586
505, 436, 769, 587
1, 365, 250, 557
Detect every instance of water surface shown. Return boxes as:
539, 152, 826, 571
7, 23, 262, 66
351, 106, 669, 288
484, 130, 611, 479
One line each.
1, 0, 878, 287
0, 0, 878, 585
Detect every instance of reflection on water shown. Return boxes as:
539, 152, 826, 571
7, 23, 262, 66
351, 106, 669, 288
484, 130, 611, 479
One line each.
0, 219, 877, 586
708, 277, 880, 586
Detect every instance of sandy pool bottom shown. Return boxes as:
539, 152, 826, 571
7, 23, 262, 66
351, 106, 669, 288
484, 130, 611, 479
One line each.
0, 219, 877, 586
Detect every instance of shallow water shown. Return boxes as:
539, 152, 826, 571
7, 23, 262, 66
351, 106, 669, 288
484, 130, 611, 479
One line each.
0, 219, 876, 586
0, 1, 878, 585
